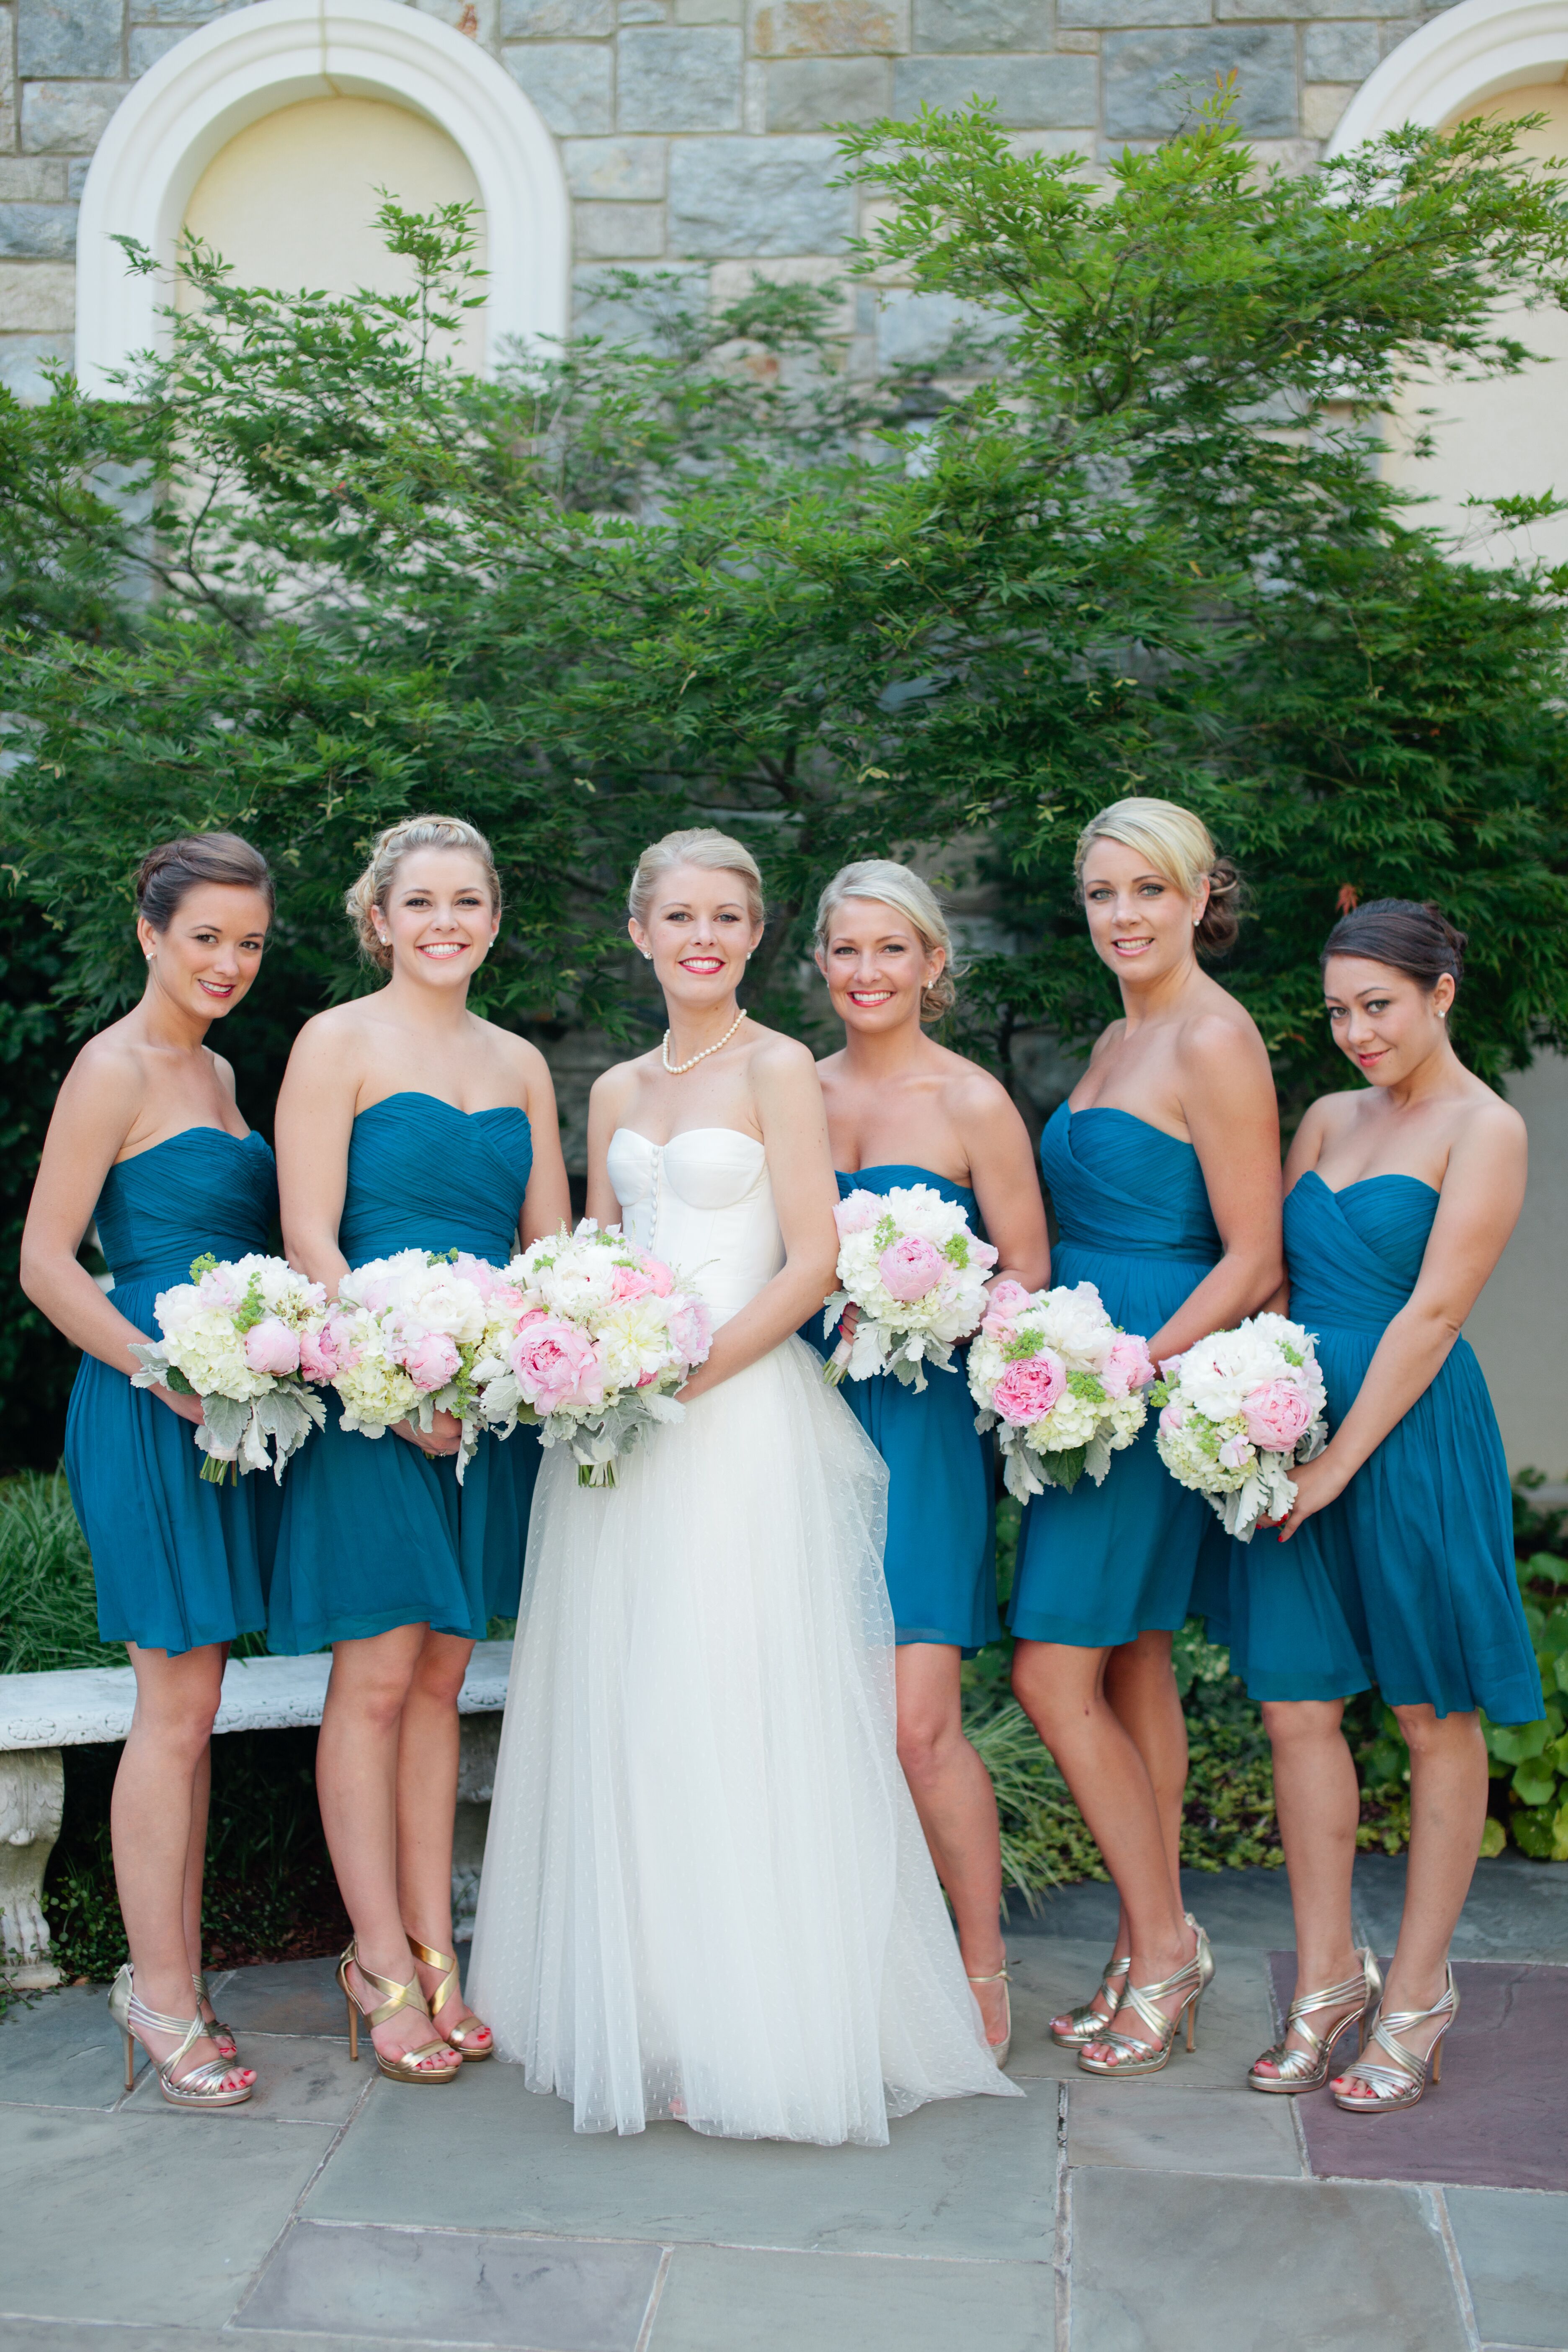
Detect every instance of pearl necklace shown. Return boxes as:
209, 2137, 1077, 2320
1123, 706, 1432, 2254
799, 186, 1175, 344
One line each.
662, 1009, 745, 1075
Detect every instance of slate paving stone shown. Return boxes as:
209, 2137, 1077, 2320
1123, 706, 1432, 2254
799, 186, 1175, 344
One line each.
0, 2329, 424, 2352
649, 2243, 1053, 2352
1008, 1863, 1297, 1952
209, 1954, 350, 2038
0, 2107, 328, 2327
1353, 1852, 1568, 1963
305, 2060, 1057, 2259
1272, 1954, 1568, 2192
1069, 2169, 1469, 2352
0, 1983, 126, 2110
235, 2217, 663, 2347
1446, 2187, 1568, 2350
1067, 2077, 1302, 2176
122, 2029, 365, 2126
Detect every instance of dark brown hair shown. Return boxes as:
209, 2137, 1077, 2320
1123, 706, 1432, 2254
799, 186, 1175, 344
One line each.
1321, 898, 1465, 998
135, 834, 274, 934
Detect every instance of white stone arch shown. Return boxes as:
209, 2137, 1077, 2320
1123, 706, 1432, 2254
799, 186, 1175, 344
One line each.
1328, 0, 1568, 151
75, 0, 569, 393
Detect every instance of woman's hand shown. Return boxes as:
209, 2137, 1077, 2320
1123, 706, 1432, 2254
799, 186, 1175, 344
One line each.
1266, 1450, 1348, 1542
836, 1302, 860, 1344
392, 1410, 462, 1458
152, 1384, 206, 1427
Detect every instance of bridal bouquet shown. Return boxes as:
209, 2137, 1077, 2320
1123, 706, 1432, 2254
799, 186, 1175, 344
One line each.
129, 1252, 329, 1483
1153, 1313, 1328, 1541
968, 1279, 1155, 1501
308, 1248, 522, 1480
475, 1220, 713, 1486
821, 1184, 998, 1391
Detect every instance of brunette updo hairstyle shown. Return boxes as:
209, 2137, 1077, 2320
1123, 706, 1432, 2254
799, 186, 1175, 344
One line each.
813, 859, 960, 1022
134, 833, 274, 933
1073, 796, 1242, 958
628, 828, 765, 929
1321, 898, 1466, 1001
345, 814, 501, 972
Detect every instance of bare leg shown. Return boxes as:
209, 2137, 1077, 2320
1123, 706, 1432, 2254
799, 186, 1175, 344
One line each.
1012, 1639, 1195, 2058
113, 1643, 252, 2091
1333, 1705, 1488, 2092
895, 1644, 1007, 2046
317, 1624, 461, 2074
1094, 1630, 1191, 1974
1250, 1699, 1361, 2076
398, 1629, 491, 2051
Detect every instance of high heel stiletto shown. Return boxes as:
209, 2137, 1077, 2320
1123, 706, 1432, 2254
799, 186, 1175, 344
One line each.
193, 1969, 239, 2062
1248, 1950, 1382, 2095
966, 1964, 1012, 2069
1332, 1965, 1459, 2114
107, 1965, 254, 2108
1051, 1951, 1130, 2050
337, 1942, 460, 2084
407, 1937, 493, 2062
1077, 1920, 1215, 2079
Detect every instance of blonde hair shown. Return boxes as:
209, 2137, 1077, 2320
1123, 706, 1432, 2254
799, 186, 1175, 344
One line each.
813, 858, 958, 1022
346, 814, 502, 971
1073, 796, 1241, 957
628, 828, 765, 929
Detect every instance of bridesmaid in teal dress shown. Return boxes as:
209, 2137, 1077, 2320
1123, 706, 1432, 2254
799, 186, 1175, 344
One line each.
272, 815, 569, 2084
1232, 901, 1538, 2116
1009, 799, 1284, 2081
812, 860, 1051, 2066
21, 833, 276, 2108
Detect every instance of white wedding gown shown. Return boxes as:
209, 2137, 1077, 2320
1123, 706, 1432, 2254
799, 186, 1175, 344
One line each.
467, 1126, 1018, 2143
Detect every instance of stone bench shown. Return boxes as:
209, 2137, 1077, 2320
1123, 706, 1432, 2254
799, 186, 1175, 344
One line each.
0, 1643, 511, 1990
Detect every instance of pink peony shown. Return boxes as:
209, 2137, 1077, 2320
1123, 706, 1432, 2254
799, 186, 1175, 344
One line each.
242, 1315, 301, 1377
401, 1328, 462, 1391
450, 1253, 496, 1297
301, 1313, 358, 1382
666, 1294, 712, 1369
640, 1256, 675, 1299
1241, 1379, 1315, 1455
970, 1237, 1001, 1271
1102, 1333, 1156, 1398
1218, 1432, 1254, 1471
981, 1279, 1033, 1336
992, 1352, 1065, 1428
1158, 1400, 1185, 1438
611, 1264, 657, 1304
878, 1233, 946, 1303
833, 1191, 881, 1237
197, 1264, 241, 1311
509, 1317, 603, 1413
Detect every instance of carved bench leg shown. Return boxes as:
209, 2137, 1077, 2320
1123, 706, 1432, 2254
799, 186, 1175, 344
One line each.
0, 1749, 66, 1991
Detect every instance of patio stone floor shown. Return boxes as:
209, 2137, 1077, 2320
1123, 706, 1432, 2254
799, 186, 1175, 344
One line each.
3, 1852, 1565, 2351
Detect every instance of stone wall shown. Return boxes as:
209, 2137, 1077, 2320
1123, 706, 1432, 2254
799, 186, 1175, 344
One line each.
0, 0, 1440, 392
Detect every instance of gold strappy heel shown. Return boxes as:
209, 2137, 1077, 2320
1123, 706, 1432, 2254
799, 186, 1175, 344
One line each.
108, 1964, 253, 2108
193, 1969, 238, 2062
1077, 1920, 1214, 2079
1332, 1965, 1458, 2114
407, 1936, 494, 2063
1248, 1949, 1382, 2095
1051, 1951, 1130, 2049
336, 1942, 461, 2084
966, 1964, 1012, 2069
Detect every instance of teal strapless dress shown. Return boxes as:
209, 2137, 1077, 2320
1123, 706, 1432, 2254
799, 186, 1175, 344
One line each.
802, 1167, 998, 1654
1222, 1173, 1542, 1724
1009, 1102, 1231, 1648
64, 1127, 276, 1656
266, 1093, 540, 1654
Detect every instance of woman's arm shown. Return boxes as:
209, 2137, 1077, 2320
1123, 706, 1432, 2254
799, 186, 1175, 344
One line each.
677, 1038, 840, 1403
1275, 1101, 1526, 1539
1147, 1016, 1284, 1364
517, 1043, 571, 1248
961, 1075, 1051, 1294
275, 1020, 356, 1296
584, 1065, 637, 1230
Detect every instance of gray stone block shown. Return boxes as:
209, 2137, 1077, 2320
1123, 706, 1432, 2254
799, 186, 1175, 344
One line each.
1067, 2078, 1303, 2176
1302, 19, 1380, 78
502, 41, 612, 130
912, 0, 1049, 51
1102, 26, 1295, 138
0, 261, 75, 329
66, 160, 93, 198
20, 79, 126, 152
617, 26, 741, 129
500, 0, 612, 36
18, 0, 121, 79
750, 0, 907, 55
0, 332, 73, 402
892, 53, 1098, 127
0, 160, 67, 197
1445, 2185, 1568, 2349
764, 54, 889, 128
129, 21, 188, 68
130, 0, 225, 20
563, 134, 666, 197
676, 0, 740, 18
652, 2244, 1052, 2352
1215, 0, 1406, 17
875, 286, 976, 370
668, 133, 853, 253
572, 259, 707, 346
1060, 0, 1207, 26
575, 198, 665, 254
0, 201, 77, 257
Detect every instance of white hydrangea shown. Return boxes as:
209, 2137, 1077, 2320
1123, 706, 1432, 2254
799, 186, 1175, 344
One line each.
824, 1184, 998, 1391
1154, 1313, 1328, 1541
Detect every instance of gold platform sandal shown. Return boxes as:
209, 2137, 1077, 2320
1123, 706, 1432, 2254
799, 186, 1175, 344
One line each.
1248, 1950, 1383, 2095
967, 1964, 1012, 2069
1332, 1965, 1458, 2114
107, 1965, 254, 2108
1077, 1920, 1215, 2080
407, 1937, 494, 2063
336, 1942, 461, 2084
193, 1969, 239, 2062
1050, 1951, 1130, 2050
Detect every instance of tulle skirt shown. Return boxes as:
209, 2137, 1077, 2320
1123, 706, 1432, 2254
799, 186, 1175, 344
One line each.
467, 1333, 1015, 2143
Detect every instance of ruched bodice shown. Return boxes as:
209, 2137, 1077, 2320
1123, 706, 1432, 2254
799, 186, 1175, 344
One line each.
342, 1093, 533, 1266
608, 1128, 779, 1326
1040, 1102, 1220, 1266
1286, 1171, 1433, 1334
96, 1128, 276, 1289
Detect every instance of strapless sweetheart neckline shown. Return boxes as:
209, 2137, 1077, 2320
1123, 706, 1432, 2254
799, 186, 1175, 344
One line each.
356, 1091, 529, 1124
1297, 1167, 1440, 1202
1063, 1102, 1191, 1148
115, 1124, 264, 1167
611, 1125, 766, 1152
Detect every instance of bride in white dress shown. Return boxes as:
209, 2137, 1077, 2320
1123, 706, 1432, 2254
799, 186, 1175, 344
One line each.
467, 828, 1017, 2143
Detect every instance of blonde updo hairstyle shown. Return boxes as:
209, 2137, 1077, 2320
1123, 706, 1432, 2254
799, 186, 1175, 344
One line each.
627, 827, 766, 930
346, 814, 502, 972
813, 858, 959, 1022
1073, 795, 1241, 958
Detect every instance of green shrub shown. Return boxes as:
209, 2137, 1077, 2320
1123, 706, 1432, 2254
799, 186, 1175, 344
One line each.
0, 1469, 120, 1674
